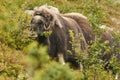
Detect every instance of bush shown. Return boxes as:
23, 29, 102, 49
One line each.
24, 41, 84, 80
0, 0, 120, 80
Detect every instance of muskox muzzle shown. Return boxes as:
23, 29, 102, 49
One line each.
28, 26, 38, 38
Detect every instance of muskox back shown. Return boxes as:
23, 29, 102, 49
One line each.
64, 13, 95, 45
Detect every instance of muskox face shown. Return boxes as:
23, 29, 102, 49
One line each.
29, 7, 54, 38
26, 5, 62, 38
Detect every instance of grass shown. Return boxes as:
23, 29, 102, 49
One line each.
0, 0, 120, 80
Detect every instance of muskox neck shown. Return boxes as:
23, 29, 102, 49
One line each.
37, 36, 48, 45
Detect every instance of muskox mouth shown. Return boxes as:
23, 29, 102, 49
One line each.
28, 30, 52, 39
28, 32, 38, 39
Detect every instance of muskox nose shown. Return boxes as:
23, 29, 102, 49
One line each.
28, 26, 38, 38
29, 24, 35, 31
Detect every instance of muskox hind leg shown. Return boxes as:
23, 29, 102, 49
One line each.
58, 53, 65, 65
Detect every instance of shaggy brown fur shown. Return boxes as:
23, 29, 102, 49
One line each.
29, 5, 88, 68
27, 5, 120, 70
100, 31, 114, 62
64, 13, 95, 45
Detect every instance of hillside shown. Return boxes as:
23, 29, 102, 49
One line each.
0, 0, 120, 80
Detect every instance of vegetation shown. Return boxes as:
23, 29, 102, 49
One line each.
0, 0, 120, 80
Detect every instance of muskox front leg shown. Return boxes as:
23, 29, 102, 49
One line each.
58, 53, 65, 65
115, 73, 119, 80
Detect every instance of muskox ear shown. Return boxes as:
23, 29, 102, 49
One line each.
25, 10, 34, 15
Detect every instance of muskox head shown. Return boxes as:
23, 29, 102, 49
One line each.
25, 5, 61, 38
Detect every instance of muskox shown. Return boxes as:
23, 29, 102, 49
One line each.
100, 29, 120, 63
100, 31, 120, 79
26, 5, 88, 68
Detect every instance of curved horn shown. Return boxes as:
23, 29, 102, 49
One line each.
44, 24, 51, 30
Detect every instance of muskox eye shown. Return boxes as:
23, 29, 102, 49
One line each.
38, 20, 43, 24
50, 15, 53, 20
35, 13, 41, 16
34, 11, 41, 15
35, 13, 44, 17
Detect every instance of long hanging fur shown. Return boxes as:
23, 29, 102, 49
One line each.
29, 5, 88, 68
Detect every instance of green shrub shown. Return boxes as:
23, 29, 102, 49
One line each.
0, 43, 27, 80
0, 0, 120, 80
